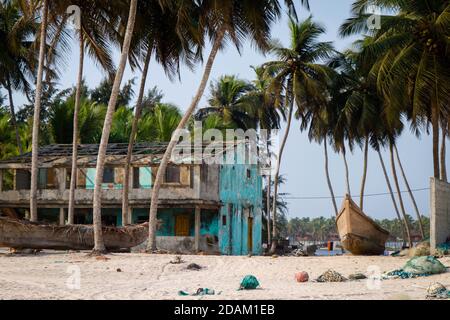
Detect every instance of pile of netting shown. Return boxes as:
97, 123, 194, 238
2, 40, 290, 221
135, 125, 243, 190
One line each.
383, 256, 447, 279
427, 283, 450, 299
436, 242, 450, 256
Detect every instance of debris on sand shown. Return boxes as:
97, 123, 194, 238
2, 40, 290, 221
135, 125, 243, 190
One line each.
170, 256, 184, 264
426, 282, 450, 299
315, 270, 347, 282
295, 272, 309, 283
186, 263, 202, 271
349, 273, 367, 280
178, 288, 217, 296
96, 256, 110, 261
239, 275, 260, 290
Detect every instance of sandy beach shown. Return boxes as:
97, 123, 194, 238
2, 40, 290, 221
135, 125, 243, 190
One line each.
0, 250, 448, 300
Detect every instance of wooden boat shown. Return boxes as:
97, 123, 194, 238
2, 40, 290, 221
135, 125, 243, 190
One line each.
336, 195, 389, 255
0, 217, 148, 251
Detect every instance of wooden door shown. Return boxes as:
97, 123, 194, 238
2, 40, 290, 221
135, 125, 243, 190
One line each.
248, 217, 253, 253
175, 215, 190, 236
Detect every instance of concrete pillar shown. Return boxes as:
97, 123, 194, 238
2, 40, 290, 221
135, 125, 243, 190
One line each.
194, 206, 201, 252
58, 168, 66, 193
59, 207, 65, 226
127, 206, 133, 225
194, 166, 201, 198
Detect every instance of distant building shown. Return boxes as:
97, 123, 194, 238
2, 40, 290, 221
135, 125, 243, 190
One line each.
0, 142, 263, 255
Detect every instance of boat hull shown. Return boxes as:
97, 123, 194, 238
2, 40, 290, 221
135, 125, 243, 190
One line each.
336, 196, 389, 256
0, 217, 148, 250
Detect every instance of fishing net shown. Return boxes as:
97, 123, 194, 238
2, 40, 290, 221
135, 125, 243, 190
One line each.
315, 269, 347, 282
384, 256, 447, 279
427, 283, 450, 299
436, 242, 450, 256
239, 275, 260, 290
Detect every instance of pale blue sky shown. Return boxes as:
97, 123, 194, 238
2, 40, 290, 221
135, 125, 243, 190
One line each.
8, 0, 447, 219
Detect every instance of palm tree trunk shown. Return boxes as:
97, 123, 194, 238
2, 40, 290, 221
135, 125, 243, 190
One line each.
393, 144, 425, 239
122, 49, 151, 226
92, 0, 137, 254
432, 101, 440, 179
68, 32, 85, 225
270, 103, 293, 254
389, 143, 412, 248
359, 136, 369, 210
146, 28, 226, 252
30, 0, 49, 222
342, 145, 351, 196
324, 137, 338, 216
440, 126, 447, 182
377, 149, 408, 246
266, 137, 272, 245
266, 174, 272, 245
6, 77, 23, 155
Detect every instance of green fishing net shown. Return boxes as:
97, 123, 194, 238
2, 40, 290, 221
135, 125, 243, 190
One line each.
384, 256, 447, 279
239, 275, 260, 290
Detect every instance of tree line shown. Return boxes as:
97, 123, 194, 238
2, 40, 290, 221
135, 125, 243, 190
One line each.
0, 0, 448, 254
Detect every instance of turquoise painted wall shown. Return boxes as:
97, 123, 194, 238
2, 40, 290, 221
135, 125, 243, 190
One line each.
219, 161, 263, 256
131, 208, 219, 238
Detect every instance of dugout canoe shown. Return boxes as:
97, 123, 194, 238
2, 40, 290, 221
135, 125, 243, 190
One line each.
336, 195, 389, 255
0, 217, 148, 250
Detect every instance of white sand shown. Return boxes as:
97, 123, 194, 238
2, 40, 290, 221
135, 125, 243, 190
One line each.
0, 250, 449, 300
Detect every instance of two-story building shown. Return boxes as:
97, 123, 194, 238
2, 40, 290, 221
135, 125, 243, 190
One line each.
0, 142, 263, 255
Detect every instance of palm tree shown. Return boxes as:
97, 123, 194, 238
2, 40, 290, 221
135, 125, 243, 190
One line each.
376, 147, 408, 246
195, 75, 257, 130
29, 0, 49, 222
146, 0, 308, 252
393, 144, 425, 239
67, 1, 116, 225
0, 1, 37, 155
341, 0, 450, 179
263, 17, 334, 253
248, 66, 284, 243
121, 0, 198, 225
440, 117, 448, 182
389, 142, 413, 248
138, 104, 182, 142
92, 0, 138, 254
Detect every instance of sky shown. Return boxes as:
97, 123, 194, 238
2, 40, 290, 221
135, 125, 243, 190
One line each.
9, 0, 448, 220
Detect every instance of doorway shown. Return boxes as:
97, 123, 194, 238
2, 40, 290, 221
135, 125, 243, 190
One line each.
175, 215, 190, 236
248, 217, 253, 253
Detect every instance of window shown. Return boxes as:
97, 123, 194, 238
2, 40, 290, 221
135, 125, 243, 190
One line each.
222, 215, 227, 226
1, 169, 14, 191
246, 169, 251, 179
165, 166, 180, 184
133, 167, 152, 189
133, 167, 140, 189
103, 167, 115, 184
38, 169, 57, 190
16, 170, 31, 190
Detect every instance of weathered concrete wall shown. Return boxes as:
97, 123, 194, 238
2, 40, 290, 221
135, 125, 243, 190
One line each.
200, 164, 220, 201
219, 163, 263, 256
0, 164, 219, 206
430, 177, 450, 253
